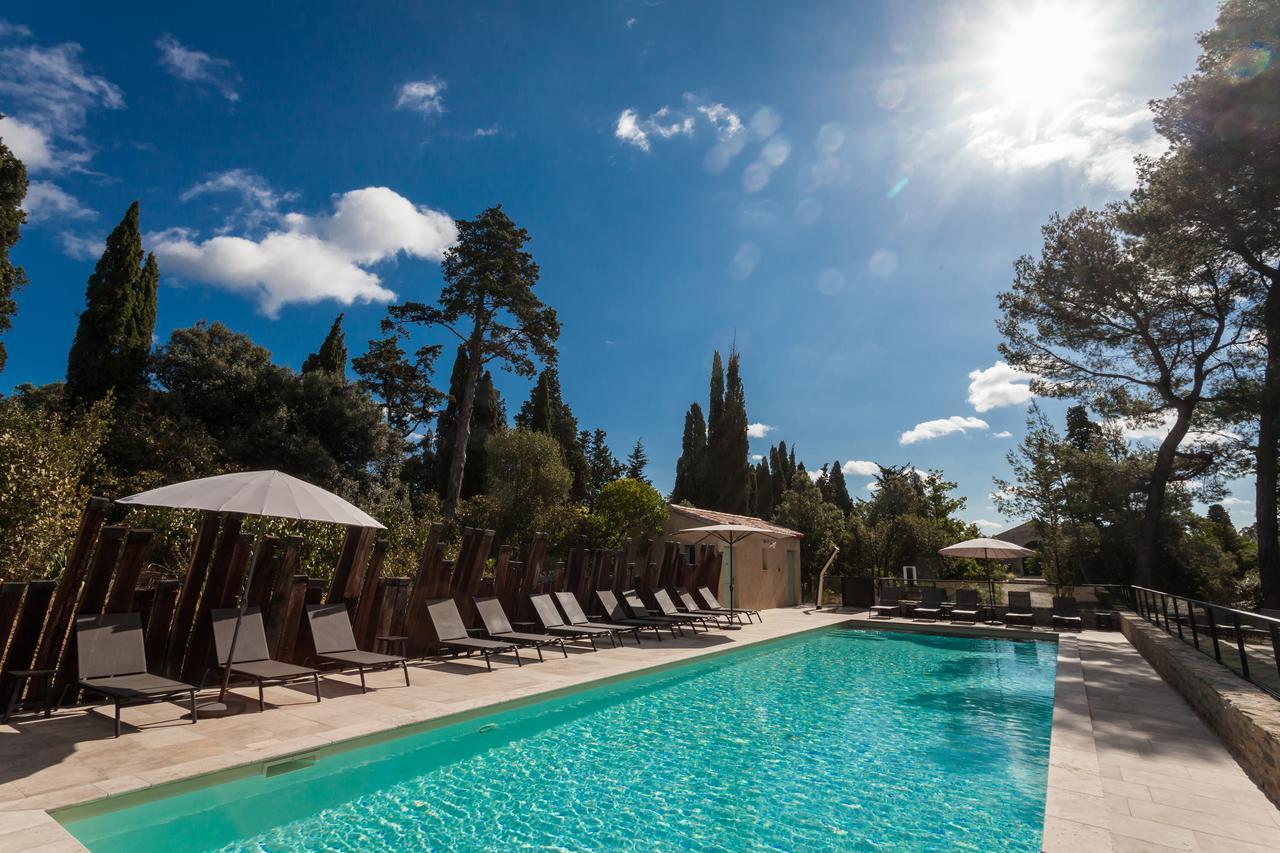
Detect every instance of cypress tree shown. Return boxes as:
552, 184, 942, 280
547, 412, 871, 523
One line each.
672, 402, 707, 504
713, 349, 750, 512
0, 138, 29, 375
828, 460, 854, 514
66, 202, 158, 405
706, 351, 725, 460
626, 438, 650, 485
585, 428, 622, 506
516, 369, 557, 433
302, 313, 348, 375
753, 455, 773, 518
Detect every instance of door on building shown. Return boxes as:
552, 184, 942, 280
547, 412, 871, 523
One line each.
786, 550, 797, 606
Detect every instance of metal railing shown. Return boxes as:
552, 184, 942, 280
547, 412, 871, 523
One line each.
1132, 585, 1280, 699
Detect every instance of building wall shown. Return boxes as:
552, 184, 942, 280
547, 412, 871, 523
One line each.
664, 514, 802, 610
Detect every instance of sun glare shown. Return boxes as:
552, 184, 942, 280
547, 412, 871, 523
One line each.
984, 3, 1103, 110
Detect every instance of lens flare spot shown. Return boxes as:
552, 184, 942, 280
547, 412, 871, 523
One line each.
887, 177, 909, 198
1227, 42, 1273, 81
868, 249, 898, 279
817, 269, 846, 296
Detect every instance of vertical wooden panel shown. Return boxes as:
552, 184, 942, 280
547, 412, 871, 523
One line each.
404, 543, 445, 657
50, 526, 128, 700
491, 545, 515, 613
142, 580, 180, 666
161, 510, 223, 678
264, 536, 302, 654
245, 536, 281, 608
104, 529, 154, 614
182, 530, 253, 682
31, 496, 111, 674
275, 576, 309, 663
1, 581, 55, 702
341, 529, 378, 605
326, 526, 364, 604
352, 538, 389, 648
0, 582, 28, 672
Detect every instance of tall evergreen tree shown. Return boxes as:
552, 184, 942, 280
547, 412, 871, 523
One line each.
706, 351, 725, 466
753, 455, 774, 518
827, 460, 854, 514
0, 138, 29, 375
302, 313, 348, 375
65, 202, 158, 406
585, 428, 622, 507
1064, 405, 1101, 451
435, 344, 506, 499
626, 438, 650, 485
671, 402, 707, 504
352, 326, 443, 439
713, 349, 750, 512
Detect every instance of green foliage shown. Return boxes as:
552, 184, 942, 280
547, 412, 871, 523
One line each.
584, 428, 622, 507
352, 327, 443, 440
485, 428, 572, 554
625, 438, 650, 485
301, 313, 349, 375
671, 402, 706, 504
772, 471, 844, 586
434, 344, 505, 500
588, 477, 667, 548
515, 367, 589, 500
0, 138, 28, 375
672, 349, 749, 512
0, 395, 111, 580
65, 202, 158, 406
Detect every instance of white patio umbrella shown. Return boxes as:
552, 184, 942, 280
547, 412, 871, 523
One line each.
117, 470, 385, 711
937, 537, 1035, 625
670, 523, 774, 611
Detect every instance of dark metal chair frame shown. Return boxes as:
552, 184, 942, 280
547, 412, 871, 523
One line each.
1052, 596, 1083, 632
473, 597, 569, 661
869, 586, 903, 618
595, 590, 679, 639
530, 594, 614, 649
208, 607, 321, 711
695, 586, 761, 623
1004, 591, 1036, 628
304, 604, 410, 692
556, 592, 645, 645
425, 598, 524, 670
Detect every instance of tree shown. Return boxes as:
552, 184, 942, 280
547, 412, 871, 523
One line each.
999, 206, 1251, 585
0, 137, 28, 374
671, 403, 706, 504
1121, 0, 1280, 606
65, 202, 158, 406
352, 327, 443, 440
301, 313, 348, 375
846, 465, 975, 579
485, 428, 572, 551
625, 438, 650, 485
1065, 404, 1101, 451
584, 428, 622, 506
773, 471, 844, 589
589, 478, 667, 548
709, 349, 750, 512
386, 205, 559, 513
514, 367, 588, 500
434, 344, 505, 500
827, 461, 854, 514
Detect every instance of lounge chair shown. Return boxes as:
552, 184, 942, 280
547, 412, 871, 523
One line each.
211, 607, 321, 711
473, 597, 568, 661
696, 586, 761, 623
556, 591, 644, 645
1052, 596, 1083, 632
950, 588, 981, 624
652, 589, 722, 629
869, 586, 902, 618
913, 588, 945, 622
1004, 591, 1036, 628
75, 613, 198, 737
304, 604, 409, 691
425, 598, 523, 670
676, 588, 745, 626
596, 590, 680, 639
530, 594, 614, 649
622, 590, 700, 634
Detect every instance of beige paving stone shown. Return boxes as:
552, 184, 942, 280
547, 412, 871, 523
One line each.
1101, 776, 1153, 802
1125, 799, 1280, 846
1041, 816, 1113, 852
1145, 785, 1280, 828
1044, 787, 1110, 829
1107, 814, 1199, 850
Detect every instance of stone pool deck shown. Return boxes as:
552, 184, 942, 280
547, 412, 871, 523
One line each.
2, 607, 1276, 851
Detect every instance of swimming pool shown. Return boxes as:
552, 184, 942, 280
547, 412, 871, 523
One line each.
58, 626, 1057, 851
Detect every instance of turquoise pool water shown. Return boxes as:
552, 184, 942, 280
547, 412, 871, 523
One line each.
60, 627, 1057, 851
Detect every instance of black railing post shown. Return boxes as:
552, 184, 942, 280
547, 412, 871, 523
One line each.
1232, 613, 1250, 681
1207, 607, 1222, 663
1270, 624, 1280, 684
1160, 594, 1171, 632
1171, 598, 1184, 640
1187, 603, 1200, 651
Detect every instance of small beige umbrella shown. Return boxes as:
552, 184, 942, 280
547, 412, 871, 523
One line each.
118, 470, 385, 711
938, 537, 1035, 625
670, 523, 773, 611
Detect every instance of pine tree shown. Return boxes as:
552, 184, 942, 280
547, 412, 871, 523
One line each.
626, 438, 650, 485
586, 428, 622, 506
515, 369, 556, 433
753, 455, 774, 518
827, 460, 854, 514
672, 402, 707, 504
66, 202, 158, 406
302, 313, 348, 375
435, 344, 506, 498
1064, 405, 1101, 451
0, 138, 29, 375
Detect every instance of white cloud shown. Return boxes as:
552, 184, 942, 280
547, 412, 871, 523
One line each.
842, 460, 879, 476
1218, 497, 1250, 506
625, 17, 637, 28
156, 34, 239, 102
0, 116, 54, 170
751, 453, 763, 462
396, 78, 446, 115
993, 430, 1013, 439
747, 423, 776, 439
473, 125, 500, 138
1114, 410, 1241, 447
614, 98, 742, 152
59, 231, 103, 260
151, 186, 457, 317
967, 361, 1035, 412
971, 519, 1004, 530
899, 415, 989, 445
23, 180, 94, 222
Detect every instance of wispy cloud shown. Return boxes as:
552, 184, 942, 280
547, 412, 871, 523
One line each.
58, 230, 104, 261
23, 180, 95, 222
899, 415, 988, 445
180, 168, 299, 232
967, 361, 1035, 413
156, 34, 240, 102
971, 519, 1004, 530
993, 430, 1013, 439
473, 125, 500, 138
614, 97, 742, 152
396, 78, 446, 116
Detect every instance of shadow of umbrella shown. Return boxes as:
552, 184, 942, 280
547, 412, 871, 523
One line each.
116, 469, 385, 714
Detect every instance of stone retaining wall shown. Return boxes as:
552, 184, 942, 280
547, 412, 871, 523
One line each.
1119, 611, 1280, 806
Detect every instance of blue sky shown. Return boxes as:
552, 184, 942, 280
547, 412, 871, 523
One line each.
3, 0, 1242, 529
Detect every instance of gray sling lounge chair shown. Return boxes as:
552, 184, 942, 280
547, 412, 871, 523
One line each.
676, 588, 744, 626
474, 597, 568, 661
530, 594, 613, 649
211, 608, 320, 711
912, 588, 945, 622
304, 604, 409, 692
76, 613, 198, 737
1004, 591, 1036, 628
653, 589, 723, 629
622, 590, 699, 634
870, 586, 902, 618
425, 598, 523, 670
596, 590, 679, 639
1052, 596, 1083, 631
950, 588, 981, 624
696, 586, 761, 623
556, 591, 644, 644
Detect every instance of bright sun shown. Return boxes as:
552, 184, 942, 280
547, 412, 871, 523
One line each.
985, 2, 1103, 110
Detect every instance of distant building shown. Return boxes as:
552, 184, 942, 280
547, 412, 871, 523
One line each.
665, 504, 802, 609
994, 521, 1039, 575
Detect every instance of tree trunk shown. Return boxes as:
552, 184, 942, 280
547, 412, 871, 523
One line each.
1257, 286, 1280, 609
443, 324, 484, 515
1134, 407, 1192, 587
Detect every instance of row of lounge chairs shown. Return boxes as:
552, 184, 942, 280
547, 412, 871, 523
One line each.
869, 587, 1084, 630
72, 585, 754, 736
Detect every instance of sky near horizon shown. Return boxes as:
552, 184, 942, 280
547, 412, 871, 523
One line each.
2, 0, 1243, 530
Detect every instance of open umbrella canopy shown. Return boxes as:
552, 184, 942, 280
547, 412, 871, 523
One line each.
671, 523, 774, 545
116, 470, 385, 529
938, 537, 1034, 560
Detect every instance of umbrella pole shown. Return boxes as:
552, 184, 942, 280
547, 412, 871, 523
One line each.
728, 537, 736, 612
215, 532, 263, 705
